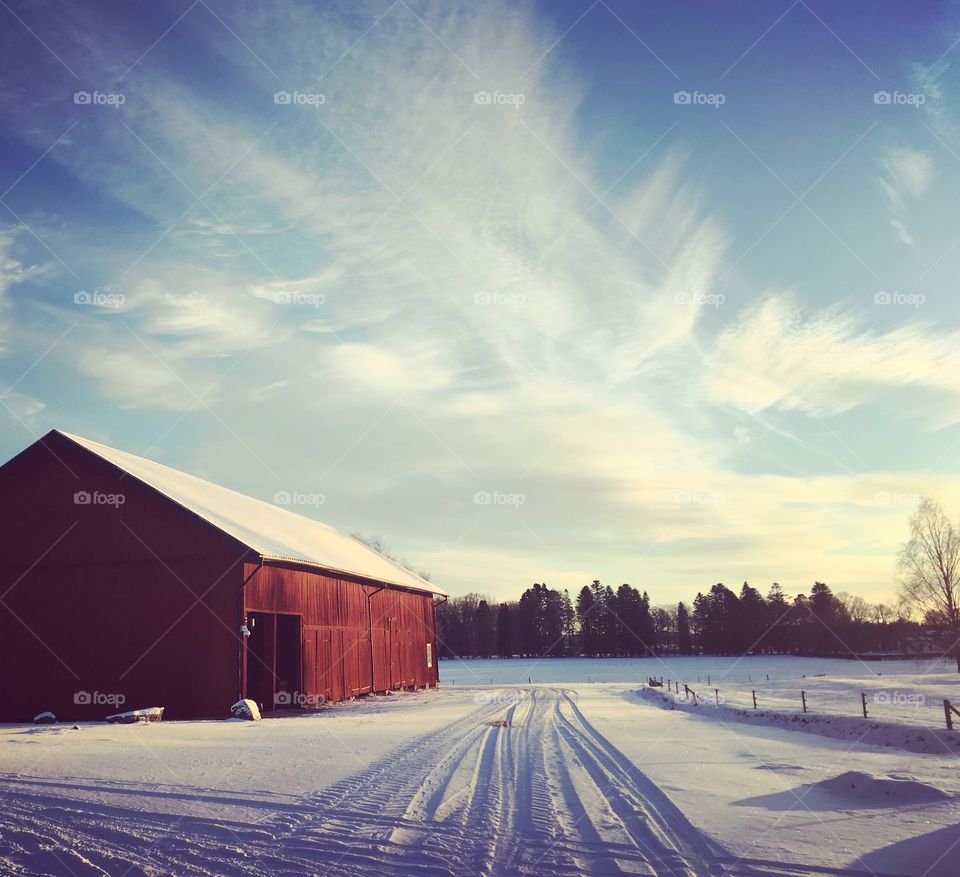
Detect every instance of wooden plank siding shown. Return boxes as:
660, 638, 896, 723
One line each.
243, 562, 438, 708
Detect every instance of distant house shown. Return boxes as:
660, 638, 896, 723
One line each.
898, 632, 951, 657
0, 430, 444, 721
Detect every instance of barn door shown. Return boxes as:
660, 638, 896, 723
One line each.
389, 617, 401, 688
246, 612, 302, 712
246, 612, 276, 713
274, 614, 301, 707
305, 627, 342, 703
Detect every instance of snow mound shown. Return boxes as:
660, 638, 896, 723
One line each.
814, 771, 948, 805
106, 707, 164, 724
230, 699, 261, 721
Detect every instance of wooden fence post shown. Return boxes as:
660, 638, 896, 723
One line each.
861, 692, 868, 719
714, 688, 719, 706
801, 690, 807, 713
752, 689, 757, 709
946, 699, 954, 731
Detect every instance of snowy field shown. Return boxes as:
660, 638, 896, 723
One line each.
442, 655, 959, 726
2, 658, 960, 875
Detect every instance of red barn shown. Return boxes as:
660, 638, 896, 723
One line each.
0, 430, 444, 721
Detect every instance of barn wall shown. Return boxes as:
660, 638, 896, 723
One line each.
244, 563, 439, 707
0, 435, 246, 721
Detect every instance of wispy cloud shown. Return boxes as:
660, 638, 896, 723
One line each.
877, 144, 933, 246
701, 294, 960, 426
0, 228, 52, 356
3, 0, 960, 600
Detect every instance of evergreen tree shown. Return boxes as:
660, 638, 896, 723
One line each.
560, 590, 576, 655
541, 586, 567, 655
694, 584, 742, 654
496, 602, 514, 657
766, 583, 790, 653
518, 583, 547, 655
739, 582, 768, 654
790, 593, 813, 653
596, 584, 614, 654
613, 584, 648, 655
691, 592, 708, 652
576, 585, 598, 655
809, 581, 838, 654
677, 602, 692, 655
475, 600, 495, 658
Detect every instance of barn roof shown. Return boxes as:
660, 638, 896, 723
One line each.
54, 430, 446, 597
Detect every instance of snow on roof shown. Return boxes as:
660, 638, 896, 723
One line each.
56, 431, 446, 597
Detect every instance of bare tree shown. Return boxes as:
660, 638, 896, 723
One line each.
351, 531, 431, 581
898, 498, 960, 671
836, 592, 870, 624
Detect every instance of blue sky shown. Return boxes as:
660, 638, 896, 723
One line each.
2, 0, 960, 603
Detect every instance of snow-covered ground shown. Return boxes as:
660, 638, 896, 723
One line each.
2, 659, 959, 876
442, 655, 959, 726
583, 685, 960, 877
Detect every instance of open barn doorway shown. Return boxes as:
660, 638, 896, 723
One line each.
245, 612, 302, 713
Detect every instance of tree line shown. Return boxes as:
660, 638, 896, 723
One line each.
436, 579, 917, 660
363, 497, 960, 667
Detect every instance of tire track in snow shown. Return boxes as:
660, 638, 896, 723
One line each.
263, 687, 731, 876
0, 689, 875, 876
0, 794, 266, 876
